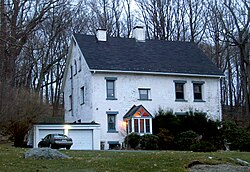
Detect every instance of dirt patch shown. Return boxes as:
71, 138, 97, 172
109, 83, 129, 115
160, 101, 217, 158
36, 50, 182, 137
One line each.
189, 164, 250, 172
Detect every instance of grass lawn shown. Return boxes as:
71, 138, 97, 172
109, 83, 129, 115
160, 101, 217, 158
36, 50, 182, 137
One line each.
0, 143, 250, 172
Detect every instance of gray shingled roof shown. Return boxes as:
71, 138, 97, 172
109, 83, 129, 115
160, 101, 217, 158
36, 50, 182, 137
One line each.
74, 34, 223, 76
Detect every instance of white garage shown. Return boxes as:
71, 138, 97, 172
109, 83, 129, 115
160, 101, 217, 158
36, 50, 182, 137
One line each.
68, 129, 93, 150
29, 123, 100, 150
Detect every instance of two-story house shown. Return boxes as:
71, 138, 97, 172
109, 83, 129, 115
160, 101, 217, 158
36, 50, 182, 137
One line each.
62, 27, 224, 150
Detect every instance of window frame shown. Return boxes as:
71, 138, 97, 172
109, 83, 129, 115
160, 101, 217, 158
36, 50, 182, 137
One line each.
128, 118, 152, 134
74, 60, 77, 75
80, 86, 84, 105
138, 88, 151, 100
105, 77, 117, 100
78, 56, 82, 72
70, 65, 73, 79
107, 111, 118, 133
192, 81, 205, 102
174, 80, 187, 101
69, 95, 72, 111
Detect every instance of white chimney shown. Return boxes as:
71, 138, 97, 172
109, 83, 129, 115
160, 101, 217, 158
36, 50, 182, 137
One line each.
96, 29, 107, 41
133, 26, 145, 42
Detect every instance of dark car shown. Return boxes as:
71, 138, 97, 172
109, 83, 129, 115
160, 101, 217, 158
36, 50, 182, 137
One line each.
38, 134, 73, 149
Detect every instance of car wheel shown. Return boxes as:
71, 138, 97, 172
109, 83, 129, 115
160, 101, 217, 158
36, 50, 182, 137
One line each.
66, 146, 71, 150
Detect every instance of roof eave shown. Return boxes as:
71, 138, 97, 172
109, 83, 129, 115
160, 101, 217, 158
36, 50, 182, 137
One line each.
90, 69, 224, 78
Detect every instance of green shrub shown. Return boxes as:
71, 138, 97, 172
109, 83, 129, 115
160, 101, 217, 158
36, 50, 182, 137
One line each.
190, 141, 217, 152
153, 108, 181, 136
124, 133, 140, 149
220, 121, 250, 150
140, 134, 159, 150
157, 128, 174, 150
239, 142, 250, 152
175, 130, 198, 150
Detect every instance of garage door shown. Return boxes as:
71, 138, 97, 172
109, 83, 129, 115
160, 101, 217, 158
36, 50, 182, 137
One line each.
38, 129, 64, 144
68, 129, 93, 150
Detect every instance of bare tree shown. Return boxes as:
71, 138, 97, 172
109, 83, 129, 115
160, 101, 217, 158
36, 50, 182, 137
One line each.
0, 0, 61, 86
0, 87, 48, 147
217, 0, 250, 119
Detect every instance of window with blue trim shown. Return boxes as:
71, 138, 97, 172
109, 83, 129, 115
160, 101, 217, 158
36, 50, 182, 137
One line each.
193, 83, 202, 100
105, 77, 117, 100
192, 81, 205, 101
107, 111, 118, 132
138, 88, 151, 100
108, 115, 116, 131
174, 80, 187, 101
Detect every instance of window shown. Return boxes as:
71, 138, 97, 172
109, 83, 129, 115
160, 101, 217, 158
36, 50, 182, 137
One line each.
105, 77, 117, 100
145, 119, 150, 133
192, 81, 205, 101
174, 80, 186, 101
107, 111, 118, 132
134, 119, 138, 132
78, 56, 82, 72
193, 84, 202, 100
139, 88, 151, 100
70, 65, 73, 79
127, 118, 151, 134
69, 95, 72, 111
140, 119, 144, 133
128, 120, 132, 133
74, 60, 77, 75
175, 83, 184, 99
80, 86, 84, 105
108, 115, 116, 131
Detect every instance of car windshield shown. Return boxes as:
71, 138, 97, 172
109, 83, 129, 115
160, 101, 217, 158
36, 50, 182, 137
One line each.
53, 134, 68, 139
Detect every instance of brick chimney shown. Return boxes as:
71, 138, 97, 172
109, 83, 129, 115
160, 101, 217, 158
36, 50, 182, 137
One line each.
133, 26, 145, 42
96, 29, 107, 41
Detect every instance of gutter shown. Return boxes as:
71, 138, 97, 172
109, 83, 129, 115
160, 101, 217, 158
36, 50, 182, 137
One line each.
90, 69, 224, 78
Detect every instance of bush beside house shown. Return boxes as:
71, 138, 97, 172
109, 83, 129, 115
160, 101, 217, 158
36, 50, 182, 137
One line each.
124, 109, 250, 152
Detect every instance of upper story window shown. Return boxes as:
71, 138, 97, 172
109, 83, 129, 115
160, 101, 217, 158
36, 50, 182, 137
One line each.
80, 86, 84, 105
105, 77, 117, 100
107, 111, 118, 133
69, 95, 72, 111
74, 60, 77, 75
70, 65, 73, 79
174, 80, 187, 101
138, 88, 151, 100
78, 56, 82, 72
192, 81, 205, 101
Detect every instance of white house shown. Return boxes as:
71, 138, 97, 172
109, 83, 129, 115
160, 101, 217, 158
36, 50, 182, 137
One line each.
62, 27, 224, 150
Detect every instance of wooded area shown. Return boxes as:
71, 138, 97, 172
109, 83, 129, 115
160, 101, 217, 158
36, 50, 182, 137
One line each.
0, 0, 249, 126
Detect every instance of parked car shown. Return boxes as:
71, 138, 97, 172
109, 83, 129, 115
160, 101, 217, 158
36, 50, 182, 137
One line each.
38, 134, 73, 149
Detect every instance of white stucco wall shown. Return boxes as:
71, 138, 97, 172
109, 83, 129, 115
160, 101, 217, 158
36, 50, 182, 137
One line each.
90, 72, 222, 149
64, 40, 94, 123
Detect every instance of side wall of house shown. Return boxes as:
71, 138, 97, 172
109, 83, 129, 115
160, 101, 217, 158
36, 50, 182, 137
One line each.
64, 40, 94, 123
91, 72, 222, 149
